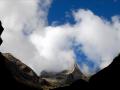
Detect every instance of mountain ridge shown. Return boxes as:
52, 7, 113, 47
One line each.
1, 52, 88, 90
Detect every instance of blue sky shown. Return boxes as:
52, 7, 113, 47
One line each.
48, 0, 120, 25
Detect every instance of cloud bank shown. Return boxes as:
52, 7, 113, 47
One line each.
0, 0, 120, 76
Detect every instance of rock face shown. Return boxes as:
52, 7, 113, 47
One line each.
89, 53, 120, 89
1, 53, 87, 90
0, 52, 41, 90
2, 53, 39, 88
39, 63, 88, 90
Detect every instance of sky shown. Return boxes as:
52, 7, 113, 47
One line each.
0, 0, 120, 76
48, 0, 120, 25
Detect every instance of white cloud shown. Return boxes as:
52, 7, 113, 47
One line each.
73, 9, 120, 69
30, 25, 75, 74
0, 0, 53, 75
0, 1, 120, 76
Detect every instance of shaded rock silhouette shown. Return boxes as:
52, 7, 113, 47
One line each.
0, 52, 41, 90
2, 53, 40, 87
89, 54, 120, 89
0, 21, 4, 45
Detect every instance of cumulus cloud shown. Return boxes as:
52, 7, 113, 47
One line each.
0, 0, 120, 76
0, 0, 53, 75
73, 9, 120, 75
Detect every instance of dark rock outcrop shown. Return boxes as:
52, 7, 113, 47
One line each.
0, 52, 41, 90
2, 53, 40, 88
0, 21, 3, 45
89, 54, 120, 89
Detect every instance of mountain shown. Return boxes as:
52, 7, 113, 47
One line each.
53, 54, 120, 90
0, 52, 87, 90
3, 52, 120, 90
39, 62, 88, 90
89, 53, 120, 89
0, 52, 41, 90
2, 53, 40, 87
